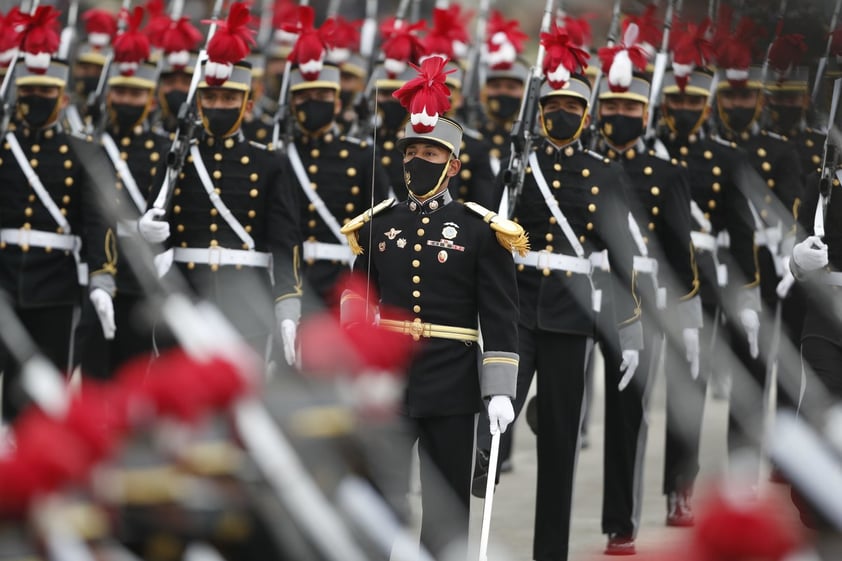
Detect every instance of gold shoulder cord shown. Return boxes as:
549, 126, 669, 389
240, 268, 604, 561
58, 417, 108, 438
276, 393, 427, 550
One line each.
464, 201, 530, 256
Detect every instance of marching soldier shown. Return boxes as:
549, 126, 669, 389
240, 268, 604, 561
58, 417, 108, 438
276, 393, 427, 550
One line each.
66, 8, 117, 133
0, 11, 116, 422
658, 63, 761, 524
138, 3, 302, 362
340, 57, 522, 559
282, 14, 390, 311
75, 20, 167, 379
507, 30, 643, 557
370, 62, 416, 195
592, 63, 701, 554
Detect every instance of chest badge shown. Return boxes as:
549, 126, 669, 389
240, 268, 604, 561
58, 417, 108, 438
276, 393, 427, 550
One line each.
438, 250, 448, 263
378, 241, 386, 252
396, 238, 407, 249
384, 228, 402, 240
442, 223, 458, 240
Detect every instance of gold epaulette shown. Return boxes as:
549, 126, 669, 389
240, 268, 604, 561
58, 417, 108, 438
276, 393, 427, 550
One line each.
464, 201, 530, 256
339, 198, 396, 255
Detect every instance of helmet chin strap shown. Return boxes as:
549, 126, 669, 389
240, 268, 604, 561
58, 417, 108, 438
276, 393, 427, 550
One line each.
412, 157, 452, 201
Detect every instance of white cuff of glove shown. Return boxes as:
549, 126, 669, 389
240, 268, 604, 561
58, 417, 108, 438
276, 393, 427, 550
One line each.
488, 395, 515, 435
682, 327, 700, 379
90, 287, 116, 340
618, 349, 640, 391
279, 318, 297, 366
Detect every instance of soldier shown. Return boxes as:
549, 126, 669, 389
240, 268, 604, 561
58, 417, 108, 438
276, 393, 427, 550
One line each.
592, 62, 701, 553
282, 15, 390, 312
138, 3, 301, 362
658, 62, 761, 524
713, 25, 804, 479
66, 8, 117, 133
150, 14, 203, 136
508, 29, 643, 558
0, 14, 116, 422
75, 20, 167, 379
340, 57, 521, 559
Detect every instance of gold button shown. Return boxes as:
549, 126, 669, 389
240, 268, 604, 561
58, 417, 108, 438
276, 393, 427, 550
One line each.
806, 139, 815, 148
345, 203, 355, 212
240, 156, 250, 165
347, 167, 358, 177
59, 144, 68, 154
517, 264, 525, 272
339, 149, 349, 158
308, 164, 318, 174
554, 163, 562, 171
579, 235, 586, 243
248, 210, 256, 218
308, 203, 316, 212
225, 138, 235, 149
28, 194, 35, 202
545, 233, 553, 242
460, 153, 470, 163
765, 195, 772, 204
24, 207, 32, 217
712, 182, 721, 192
813, 154, 821, 165
212, 170, 222, 179
591, 186, 599, 195
412, 290, 420, 298
704, 150, 713, 160
250, 173, 258, 182
460, 169, 472, 180
210, 240, 219, 247
414, 244, 422, 252
652, 206, 659, 216
757, 148, 767, 158
680, 146, 689, 156
30, 158, 38, 168
187, 262, 195, 270
308, 219, 317, 228
412, 275, 420, 284
545, 245, 553, 251
310, 149, 320, 158
650, 186, 660, 196
760, 209, 768, 219
244, 225, 252, 233
145, 139, 154, 149
708, 199, 716, 209
210, 208, 218, 217
417, 228, 425, 236
381, 156, 391, 166
421, 217, 430, 224
588, 203, 596, 212
412, 259, 420, 267
210, 224, 218, 232
648, 222, 655, 231
767, 179, 775, 188
214, 188, 221, 195
120, 137, 130, 147
413, 305, 421, 313
704, 212, 710, 220
551, 179, 561, 189
150, 152, 160, 162
214, 153, 223, 161
384, 141, 394, 150
549, 216, 557, 224
177, 224, 185, 232
119, 152, 128, 160
712, 166, 721, 176
60, 208, 67, 216
543, 268, 551, 277
566, 271, 573, 277
644, 167, 653, 177
761, 161, 771, 172
249, 188, 259, 198
174, 205, 181, 214
581, 169, 590, 178
310, 182, 318, 190
351, 186, 360, 195
626, 149, 636, 160
586, 222, 594, 231
31, 144, 40, 153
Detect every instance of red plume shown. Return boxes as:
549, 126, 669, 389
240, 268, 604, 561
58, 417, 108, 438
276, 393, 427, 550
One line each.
598, 23, 649, 92
541, 22, 589, 90
392, 56, 454, 133
0, 9, 23, 68
671, 18, 715, 93
424, 5, 472, 60
622, 3, 662, 58
17, 6, 61, 74
768, 34, 807, 81
831, 25, 842, 57
82, 9, 117, 48
112, 7, 150, 76
159, 17, 202, 70
486, 10, 528, 70
272, 0, 300, 45
204, 1, 256, 86
715, 15, 764, 88
285, 6, 334, 80
322, 15, 361, 64
559, 14, 593, 49
380, 18, 427, 78
144, 0, 170, 47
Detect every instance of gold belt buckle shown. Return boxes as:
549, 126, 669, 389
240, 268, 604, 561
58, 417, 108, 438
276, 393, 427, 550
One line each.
408, 319, 424, 341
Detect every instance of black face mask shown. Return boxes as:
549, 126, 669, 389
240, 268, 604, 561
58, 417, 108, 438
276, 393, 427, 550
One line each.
203, 107, 241, 137
295, 99, 336, 134
76, 76, 100, 99
379, 101, 407, 132
487, 94, 521, 121
403, 157, 449, 197
110, 103, 146, 132
667, 108, 705, 137
265, 72, 283, 100
163, 90, 188, 118
599, 113, 644, 148
339, 90, 355, 110
723, 107, 756, 133
17, 95, 58, 129
542, 107, 584, 142
769, 104, 803, 134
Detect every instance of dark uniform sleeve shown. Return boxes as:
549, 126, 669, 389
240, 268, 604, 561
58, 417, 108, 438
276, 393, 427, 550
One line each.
662, 167, 699, 300
269, 154, 303, 303
726, 158, 761, 288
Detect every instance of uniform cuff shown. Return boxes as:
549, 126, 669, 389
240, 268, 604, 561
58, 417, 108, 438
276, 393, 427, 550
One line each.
480, 351, 518, 399
736, 286, 761, 312
619, 322, 644, 351
274, 297, 301, 324
677, 295, 703, 329
89, 273, 116, 297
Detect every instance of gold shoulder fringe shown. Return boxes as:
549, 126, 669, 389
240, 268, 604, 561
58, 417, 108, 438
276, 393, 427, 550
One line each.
340, 198, 396, 255
464, 201, 530, 256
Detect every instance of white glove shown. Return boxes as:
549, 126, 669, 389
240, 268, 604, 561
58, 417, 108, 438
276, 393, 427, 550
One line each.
683, 327, 700, 379
90, 288, 115, 340
487, 395, 515, 435
776, 257, 795, 299
618, 350, 640, 391
792, 235, 828, 273
279, 318, 297, 366
739, 308, 760, 359
138, 208, 170, 243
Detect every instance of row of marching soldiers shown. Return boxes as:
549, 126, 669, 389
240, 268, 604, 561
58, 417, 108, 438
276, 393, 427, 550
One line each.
0, 0, 840, 560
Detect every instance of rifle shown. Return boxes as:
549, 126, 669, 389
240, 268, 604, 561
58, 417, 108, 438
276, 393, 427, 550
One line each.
645, 0, 675, 141
459, 0, 491, 130
502, 0, 554, 218
85, 0, 132, 137
0, 0, 42, 138
270, 0, 310, 153
812, 0, 842, 107
256, 0, 274, 51
815, 78, 842, 239
588, 0, 622, 119
151, 0, 225, 212
57, 0, 80, 60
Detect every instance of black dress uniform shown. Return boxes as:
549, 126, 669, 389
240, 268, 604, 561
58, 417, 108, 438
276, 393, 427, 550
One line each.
0, 81, 115, 420
511, 71, 642, 560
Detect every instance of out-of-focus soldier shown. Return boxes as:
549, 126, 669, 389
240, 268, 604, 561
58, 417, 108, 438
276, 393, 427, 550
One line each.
66, 8, 117, 134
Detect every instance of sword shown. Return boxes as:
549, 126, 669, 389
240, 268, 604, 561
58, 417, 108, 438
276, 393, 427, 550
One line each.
478, 430, 501, 561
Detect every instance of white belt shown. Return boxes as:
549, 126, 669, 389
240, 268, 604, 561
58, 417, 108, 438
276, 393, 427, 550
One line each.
754, 226, 781, 248
589, 250, 610, 272
817, 271, 842, 286
0, 228, 80, 251
302, 240, 354, 264
717, 230, 731, 249
633, 255, 658, 275
172, 247, 272, 268
514, 251, 592, 275
116, 220, 137, 238
690, 231, 718, 252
